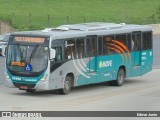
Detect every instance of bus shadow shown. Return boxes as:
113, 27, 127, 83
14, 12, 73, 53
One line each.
10, 89, 60, 97
124, 78, 145, 84
11, 78, 144, 97
72, 78, 144, 93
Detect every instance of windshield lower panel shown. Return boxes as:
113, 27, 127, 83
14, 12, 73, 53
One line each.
7, 44, 49, 77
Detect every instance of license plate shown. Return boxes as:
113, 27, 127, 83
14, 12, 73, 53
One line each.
19, 86, 28, 90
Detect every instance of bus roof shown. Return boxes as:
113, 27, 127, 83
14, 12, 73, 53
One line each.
11, 22, 152, 39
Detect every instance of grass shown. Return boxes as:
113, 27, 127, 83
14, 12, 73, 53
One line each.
0, 0, 160, 30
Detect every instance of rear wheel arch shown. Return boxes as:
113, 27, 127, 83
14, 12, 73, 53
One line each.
119, 65, 126, 78
109, 66, 126, 86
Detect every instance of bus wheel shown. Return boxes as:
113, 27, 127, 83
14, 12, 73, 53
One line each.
26, 89, 36, 93
59, 76, 72, 95
109, 68, 125, 86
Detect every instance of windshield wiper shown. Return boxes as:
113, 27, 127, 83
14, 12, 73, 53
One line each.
29, 44, 39, 63
16, 43, 24, 62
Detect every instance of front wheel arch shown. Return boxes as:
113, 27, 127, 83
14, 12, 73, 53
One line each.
65, 73, 74, 87
59, 73, 74, 95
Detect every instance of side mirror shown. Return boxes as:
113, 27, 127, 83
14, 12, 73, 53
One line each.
2, 45, 7, 57
50, 49, 56, 59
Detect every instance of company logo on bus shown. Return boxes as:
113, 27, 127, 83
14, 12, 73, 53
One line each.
99, 60, 112, 68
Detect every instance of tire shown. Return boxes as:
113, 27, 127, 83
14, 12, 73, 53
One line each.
109, 68, 125, 86
26, 89, 36, 93
59, 76, 72, 95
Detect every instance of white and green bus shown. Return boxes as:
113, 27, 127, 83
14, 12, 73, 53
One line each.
5, 22, 153, 94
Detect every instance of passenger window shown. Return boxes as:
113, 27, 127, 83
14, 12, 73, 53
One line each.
104, 36, 114, 55
53, 47, 62, 62
115, 34, 127, 47
142, 32, 152, 50
132, 33, 141, 51
86, 37, 96, 57
126, 34, 132, 51
76, 38, 85, 59
65, 39, 76, 59
115, 34, 132, 53
98, 37, 103, 55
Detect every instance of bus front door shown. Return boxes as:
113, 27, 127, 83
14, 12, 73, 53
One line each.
132, 32, 141, 66
86, 36, 97, 74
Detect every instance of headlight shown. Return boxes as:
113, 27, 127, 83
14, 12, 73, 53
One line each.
5, 72, 11, 80
40, 74, 48, 82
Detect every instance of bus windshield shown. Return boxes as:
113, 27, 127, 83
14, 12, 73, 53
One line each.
6, 44, 49, 72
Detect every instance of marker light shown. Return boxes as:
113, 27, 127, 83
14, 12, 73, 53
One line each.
40, 74, 48, 82
5, 72, 9, 79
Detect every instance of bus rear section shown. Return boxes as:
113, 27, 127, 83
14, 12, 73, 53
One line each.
126, 31, 153, 78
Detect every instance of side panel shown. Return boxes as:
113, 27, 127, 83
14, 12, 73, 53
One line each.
47, 50, 153, 90
49, 60, 76, 89
140, 50, 153, 75
126, 50, 153, 77
76, 54, 123, 86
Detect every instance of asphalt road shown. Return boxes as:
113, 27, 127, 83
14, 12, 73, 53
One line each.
153, 34, 160, 68
0, 35, 159, 119
0, 68, 159, 110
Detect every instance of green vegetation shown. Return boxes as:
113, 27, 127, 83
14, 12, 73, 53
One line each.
0, 0, 160, 30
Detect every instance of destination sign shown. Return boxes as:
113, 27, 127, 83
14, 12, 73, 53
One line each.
11, 62, 25, 67
14, 37, 45, 43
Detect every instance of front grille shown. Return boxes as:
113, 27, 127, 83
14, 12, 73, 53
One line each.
13, 82, 36, 89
